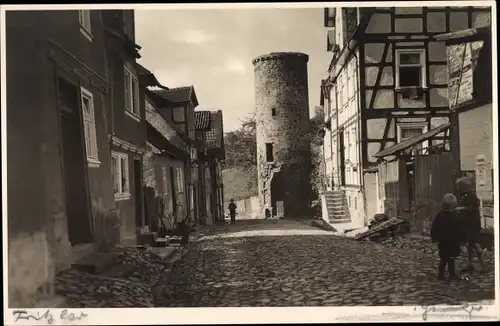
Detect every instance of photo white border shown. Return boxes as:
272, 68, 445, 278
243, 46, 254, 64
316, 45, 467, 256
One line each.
1, 1, 499, 324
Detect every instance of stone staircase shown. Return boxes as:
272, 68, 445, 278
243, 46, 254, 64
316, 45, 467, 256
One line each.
321, 190, 359, 233
323, 190, 351, 224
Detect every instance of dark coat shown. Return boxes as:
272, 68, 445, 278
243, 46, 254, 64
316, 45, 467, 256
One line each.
458, 192, 481, 241
431, 210, 465, 259
228, 202, 237, 212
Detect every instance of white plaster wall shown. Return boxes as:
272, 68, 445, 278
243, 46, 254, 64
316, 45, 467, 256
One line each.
9, 232, 55, 307
458, 104, 494, 228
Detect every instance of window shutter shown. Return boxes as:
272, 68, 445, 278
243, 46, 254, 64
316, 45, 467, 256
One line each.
124, 70, 131, 111
132, 77, 139, 115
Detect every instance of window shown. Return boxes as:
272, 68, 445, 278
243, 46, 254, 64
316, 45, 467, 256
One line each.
175, 167, 185, 193
123, 11, 134, 38
111, 151, 130, 200
396, 49, 426, 88
349, 61, 357, 96
161, 167, 168, 194
266, 143, 274, 162
173, 106, 186, 122
80, 87, 100, 167
124, 66, 140, 120
346, 74, 351, 99
78, 10, 92, 41
190, 147, 197, 161
397, 122, 428, 154
338, 77, 344, 107
271, 108, 276, 117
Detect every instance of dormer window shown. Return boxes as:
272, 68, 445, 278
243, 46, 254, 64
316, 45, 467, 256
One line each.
396, 49, 427, 89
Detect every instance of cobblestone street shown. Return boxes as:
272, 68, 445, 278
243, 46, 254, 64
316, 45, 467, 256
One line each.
154, 219, 495, 307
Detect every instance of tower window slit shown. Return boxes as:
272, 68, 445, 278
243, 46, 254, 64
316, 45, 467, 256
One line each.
266, 143, 274, 162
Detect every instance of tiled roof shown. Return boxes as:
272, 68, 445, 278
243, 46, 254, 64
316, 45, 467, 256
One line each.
152, 86, 196, 105
194, 111, 212, 130
206, 111, 222, 149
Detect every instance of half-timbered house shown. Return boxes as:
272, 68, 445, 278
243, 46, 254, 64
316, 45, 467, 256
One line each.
320, 6, 492, 231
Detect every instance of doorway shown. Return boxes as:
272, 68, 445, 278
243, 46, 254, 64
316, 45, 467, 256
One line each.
133, 158, 143, 228
57, 77, 92, 245
338, 128, 346, 186
270, 170, 285, 216
169, 166, 178, 223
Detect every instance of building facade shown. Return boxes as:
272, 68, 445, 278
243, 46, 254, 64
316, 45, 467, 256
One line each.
150, 86, 199, 223
253, 52, 313, 218
436, 26, 494, 229
103, 9, 147, 245
194, 110, 213, 225
207, 110, 226, 223
320, 6, 491, 229
6, 9, 119, 307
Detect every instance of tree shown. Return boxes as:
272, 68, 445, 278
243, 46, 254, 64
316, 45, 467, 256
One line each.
309, 106, 325, 198
223, 112, 257, 169
223, 107, 325, 199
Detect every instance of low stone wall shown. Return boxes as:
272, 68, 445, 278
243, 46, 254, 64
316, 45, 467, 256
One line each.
224, 195, 261, 219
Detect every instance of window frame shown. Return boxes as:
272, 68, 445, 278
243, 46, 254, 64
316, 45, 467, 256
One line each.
111, 151, 131, 201
396, 122, 429, 153
175, 167, 185, 193
395, 49, 427, 89
124, 66, 140, 122
172, 106, 186, 123
80, 87, 101, 167
78, 10, 93, 42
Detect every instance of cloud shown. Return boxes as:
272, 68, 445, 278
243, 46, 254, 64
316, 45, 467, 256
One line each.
173, 29, 214, 45
224, 58, 247, 74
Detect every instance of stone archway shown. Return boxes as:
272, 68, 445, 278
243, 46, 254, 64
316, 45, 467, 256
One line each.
270, 170, 285, 216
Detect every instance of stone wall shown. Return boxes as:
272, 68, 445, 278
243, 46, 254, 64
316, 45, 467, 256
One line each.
252, 52, 313, 218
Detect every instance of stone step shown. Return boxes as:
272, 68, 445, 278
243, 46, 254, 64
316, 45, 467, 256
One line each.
324, 194, 345, 200
327, 206, 349, 212
72, 252, 119, 275
328, 218, 352, 224
329, 215, 349, 221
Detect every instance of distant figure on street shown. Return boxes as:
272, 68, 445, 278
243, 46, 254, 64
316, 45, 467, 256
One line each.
228, 199, 237, 224
430, 193, 465, 281
455, 177, 488, 274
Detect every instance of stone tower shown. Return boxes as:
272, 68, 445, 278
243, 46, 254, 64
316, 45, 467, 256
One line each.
252, 52, 313, 218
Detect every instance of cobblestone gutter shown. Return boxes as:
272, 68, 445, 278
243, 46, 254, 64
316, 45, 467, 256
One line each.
54, 247, 168, 307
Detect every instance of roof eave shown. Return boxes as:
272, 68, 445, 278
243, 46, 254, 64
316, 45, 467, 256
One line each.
434, 27, 491, 42
326, 8, 376, 83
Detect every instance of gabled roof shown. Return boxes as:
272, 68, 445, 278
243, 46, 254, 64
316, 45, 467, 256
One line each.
152, 86, 199, 107
194, 111, 212, 131
136, 63, 168, 89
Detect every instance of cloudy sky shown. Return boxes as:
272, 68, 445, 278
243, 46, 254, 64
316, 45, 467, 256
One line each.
135, 8, 331, 132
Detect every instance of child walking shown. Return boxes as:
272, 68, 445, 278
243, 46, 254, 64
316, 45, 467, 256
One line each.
455, 177, 488, 274
430, 193, 465, 281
